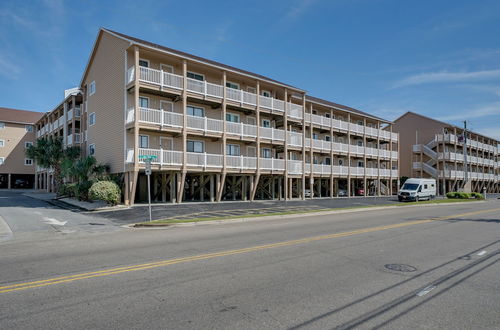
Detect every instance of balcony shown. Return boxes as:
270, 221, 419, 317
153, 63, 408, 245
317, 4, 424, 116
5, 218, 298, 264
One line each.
67, 106, 81, 122
67, 133, 81, 145
128, 148, 399, 177
132, 66, 303, 115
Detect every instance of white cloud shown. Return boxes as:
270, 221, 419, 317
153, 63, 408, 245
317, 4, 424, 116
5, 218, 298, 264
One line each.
437, 102, 500, 121
284, 0, 317, 20
475, 127, 500, 140
0, 53, 21, 79
393, 69, 500, 88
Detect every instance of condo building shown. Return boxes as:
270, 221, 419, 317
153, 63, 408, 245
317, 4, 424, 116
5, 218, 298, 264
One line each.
393, 112, 500, 194
0, 108, 42, 189
35, 28, 399, 204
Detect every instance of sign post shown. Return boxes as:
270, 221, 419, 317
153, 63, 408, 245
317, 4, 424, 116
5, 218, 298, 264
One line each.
139, 155, 157, 222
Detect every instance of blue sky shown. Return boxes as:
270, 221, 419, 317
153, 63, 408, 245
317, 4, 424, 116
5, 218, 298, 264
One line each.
1, 0, 500, 139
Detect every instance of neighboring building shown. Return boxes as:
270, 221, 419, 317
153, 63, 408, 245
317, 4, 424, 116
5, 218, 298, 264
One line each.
0, 108, 43, 189
393, 112, 499, 194
36, 28, 399, 204
35, 89, 83, 192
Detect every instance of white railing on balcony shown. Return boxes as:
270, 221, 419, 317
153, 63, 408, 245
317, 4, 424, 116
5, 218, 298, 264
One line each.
288, 103, 303, 119
288, 160, 302, 174
226, 155, 258, 169
259, 127, 285, 141
138, 66, 184, 90
67, 134, 72, 145
226, 122, 257, 138
67, 109, 73, 121
288, 132, 303, 147
350, 167, 364, 176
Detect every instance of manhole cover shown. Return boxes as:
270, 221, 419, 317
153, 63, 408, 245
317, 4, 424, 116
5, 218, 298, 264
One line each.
384, 264, 417, 272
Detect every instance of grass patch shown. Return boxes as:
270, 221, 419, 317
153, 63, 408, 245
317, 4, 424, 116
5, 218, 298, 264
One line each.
134, 198, 482, 226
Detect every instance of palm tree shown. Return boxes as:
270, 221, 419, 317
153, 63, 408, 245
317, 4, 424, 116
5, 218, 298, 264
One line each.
26, 136, 80, 192
61, 155, 109, 200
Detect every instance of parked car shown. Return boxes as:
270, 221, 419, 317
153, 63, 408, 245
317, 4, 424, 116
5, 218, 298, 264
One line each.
304, 189, 311, 197
14, 179, 29, 188
355, 188, 365, 196
337, 189, 348, 197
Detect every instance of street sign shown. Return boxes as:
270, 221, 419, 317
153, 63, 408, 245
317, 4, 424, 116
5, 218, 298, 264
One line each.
139, 155, 155, 222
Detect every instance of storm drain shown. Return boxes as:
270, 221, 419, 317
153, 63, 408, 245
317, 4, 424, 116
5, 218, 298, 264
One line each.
384, 264, 417, 272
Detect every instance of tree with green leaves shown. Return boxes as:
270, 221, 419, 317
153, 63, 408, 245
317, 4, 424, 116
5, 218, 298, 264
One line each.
26, 136, 80, 192
61, 155, 110, 200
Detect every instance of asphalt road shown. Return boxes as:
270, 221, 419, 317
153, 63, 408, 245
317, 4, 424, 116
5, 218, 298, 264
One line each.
0, 193, 499, 329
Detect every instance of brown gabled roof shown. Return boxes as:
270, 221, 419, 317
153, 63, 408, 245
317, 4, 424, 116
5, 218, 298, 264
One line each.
394, 111, 500, 143
102, 28, 305, 92
305, 95, 391, 123
0, 107, 43, 124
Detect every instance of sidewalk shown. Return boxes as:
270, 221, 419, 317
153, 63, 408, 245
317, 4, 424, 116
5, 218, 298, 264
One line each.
23, 192, 123, 211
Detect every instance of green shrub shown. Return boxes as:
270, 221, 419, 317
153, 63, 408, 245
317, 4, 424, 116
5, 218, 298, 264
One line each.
89, 180, 121, 205
58, 183, 78, 197
446, 192, 458, 199
470, 192, 484, 199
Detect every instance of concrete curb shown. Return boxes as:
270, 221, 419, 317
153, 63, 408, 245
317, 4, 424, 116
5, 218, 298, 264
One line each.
130, 200, 487, 229
0, 215, 13, 242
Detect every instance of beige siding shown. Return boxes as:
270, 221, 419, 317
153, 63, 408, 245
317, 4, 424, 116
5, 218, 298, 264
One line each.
84, 32, 129, 173
0, 122, 36, 174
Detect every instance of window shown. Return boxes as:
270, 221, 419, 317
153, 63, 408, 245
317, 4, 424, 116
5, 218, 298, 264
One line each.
325, 136, 331, 141
187, 140, 204, 153
226, 81, 240, 90
324, 157, 331, 165
187, 106, 204, 117
357, 140, 363, 146
226, 113, 240, 123
139, 59, 149, 67
262, 119, 271, 128
25, 158, 33, 166
0, 157, 4, 165
313, 133, 319, 140
139, 97, 149, 108
187, 71, 204, 81
313, 156, 319, 164
25, 142, 33, 148
0, 122, 4, 129
139, 135, 149, 148
160, 63, 173, 73
226, 144, 240, 156
357, 120, 363, 125
25, 125, 33, 132
247, 87, 256, 94
88, 81, 96, 96
338, 159, 344, 166
312, 110, 318, 115
325, 113, 331, 118
160, 100, 173, 112
261, 90, 271, 98
261, 148, 272, 158
357, 160, 364, 167
89, 112, 96, 126
0, 140, 4, 147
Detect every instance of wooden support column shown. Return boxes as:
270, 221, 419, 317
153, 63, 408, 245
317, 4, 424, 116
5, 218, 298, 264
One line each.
130, 171, 139, 205
330, 108, 334, 198
216, 173, 226, 202
210, 175, 215, 202
363, 118, 367, 197
161, 173, 167, 202
170, 174, 176, 203
309, 103, 314, 199
347, 113, 351, 197
200, 174, 204, 201
301, 94, 306, 200
178, 59, 188, 203
124, 172, 130, 205
283, 89, 289, 200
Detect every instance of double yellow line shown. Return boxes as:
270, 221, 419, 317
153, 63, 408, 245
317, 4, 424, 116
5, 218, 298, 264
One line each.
1, 207, 498, 294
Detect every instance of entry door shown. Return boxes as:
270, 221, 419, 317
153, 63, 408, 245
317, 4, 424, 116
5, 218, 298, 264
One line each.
160, 137, 173, 150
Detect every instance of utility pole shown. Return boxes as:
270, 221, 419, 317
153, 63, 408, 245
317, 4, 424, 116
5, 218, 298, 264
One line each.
463, 121, 468, 188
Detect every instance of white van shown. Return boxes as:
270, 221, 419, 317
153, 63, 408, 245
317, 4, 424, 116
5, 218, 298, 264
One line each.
398, 178, 436, 202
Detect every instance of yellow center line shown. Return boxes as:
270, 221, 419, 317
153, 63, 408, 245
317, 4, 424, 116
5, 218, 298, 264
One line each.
1, 207, 499, 294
